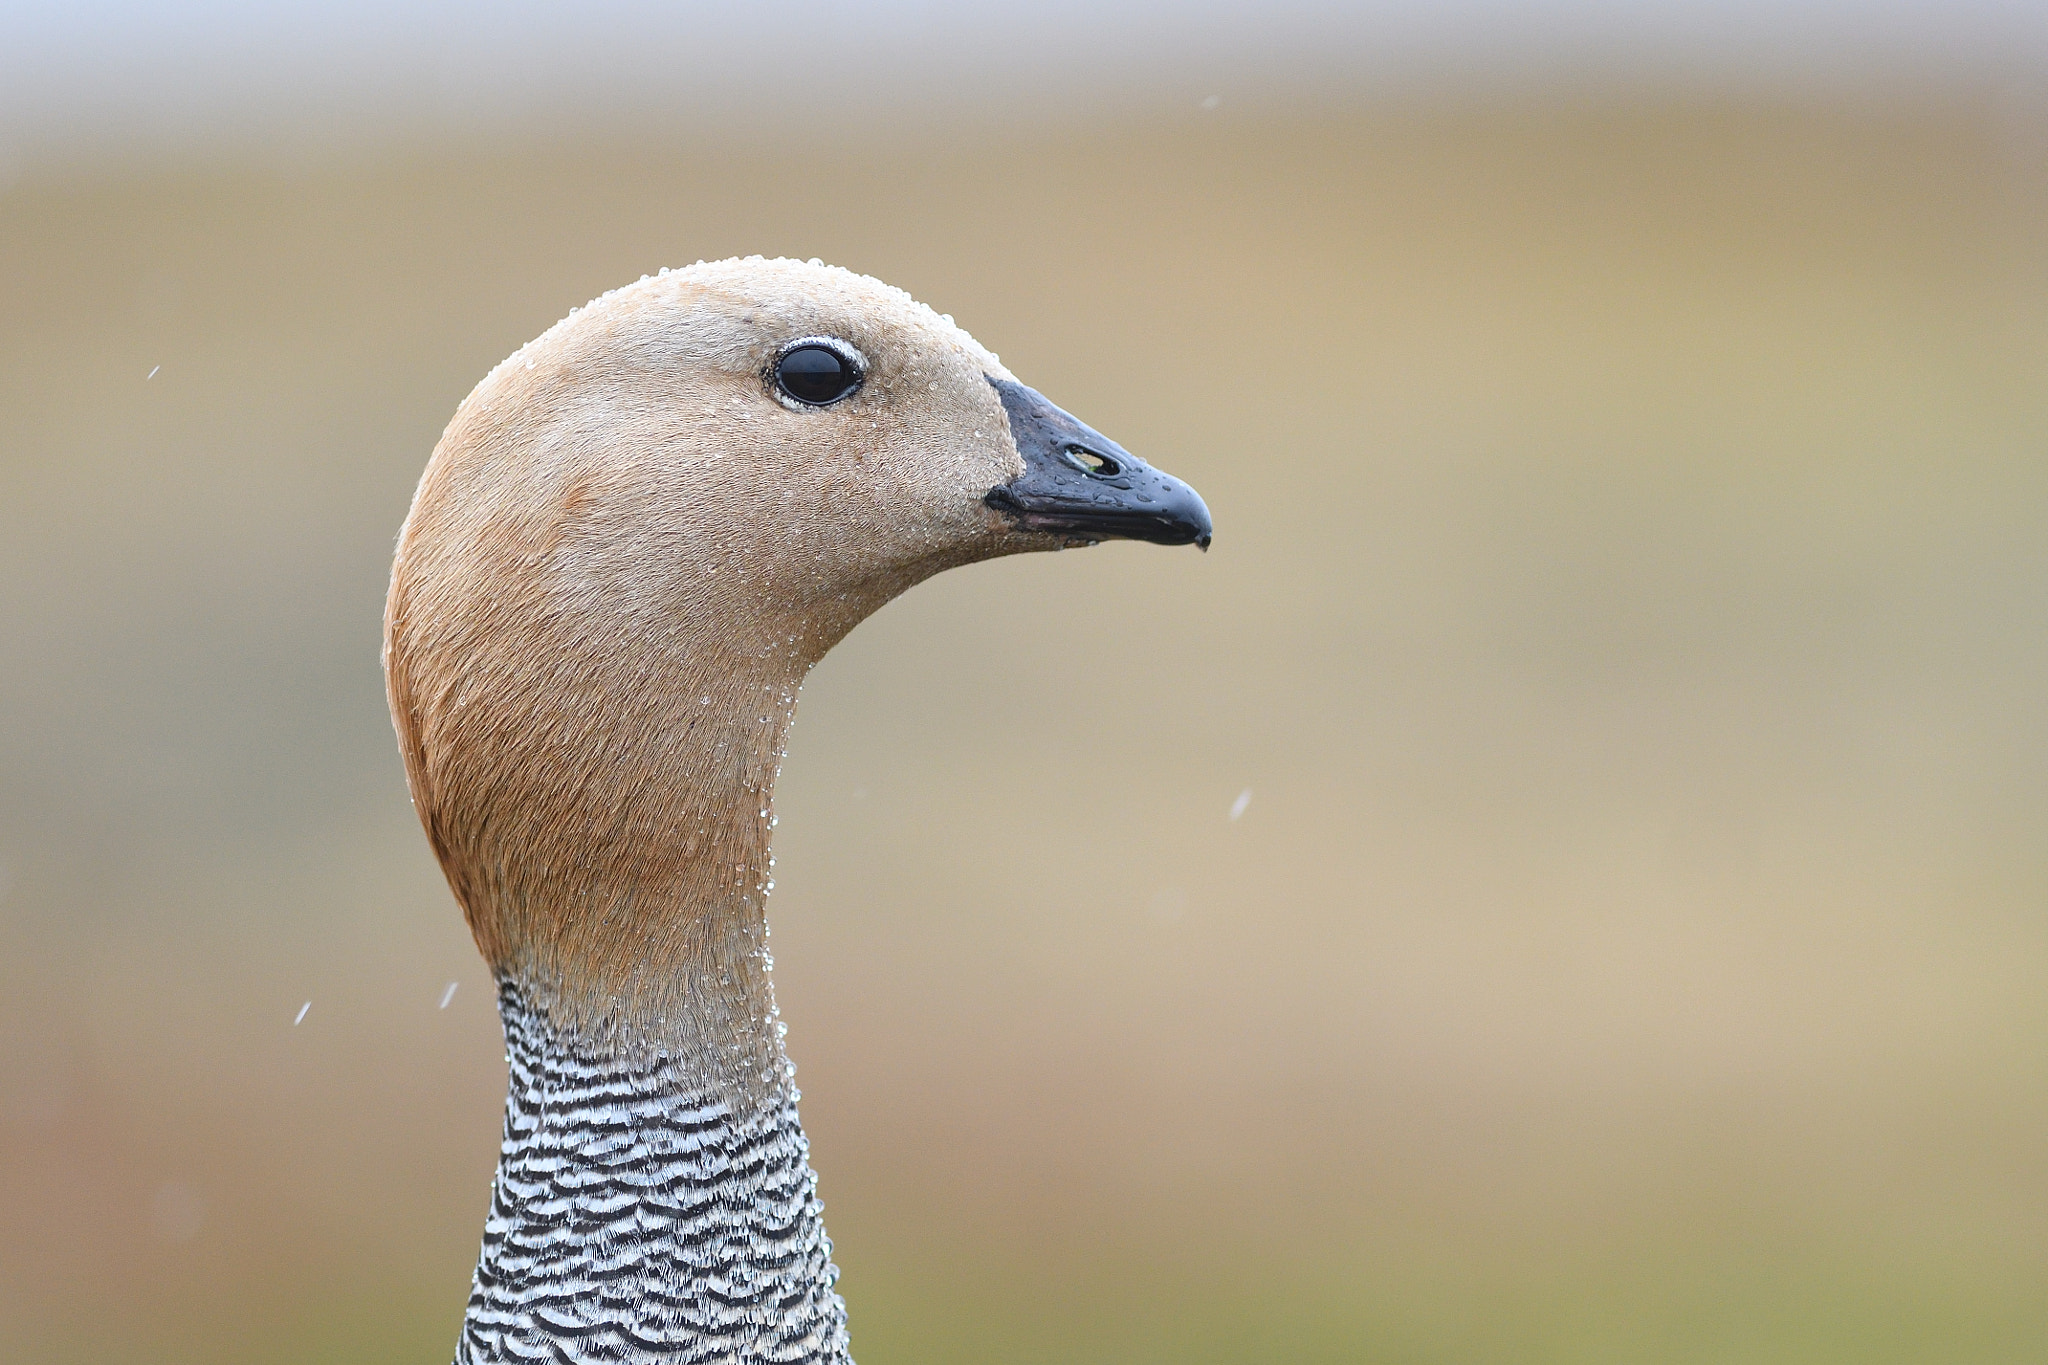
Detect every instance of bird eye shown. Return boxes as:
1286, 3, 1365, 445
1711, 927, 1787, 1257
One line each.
775, 343, 861, 407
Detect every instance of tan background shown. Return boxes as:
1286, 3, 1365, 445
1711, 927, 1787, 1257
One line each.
3, 94, 2046, 1362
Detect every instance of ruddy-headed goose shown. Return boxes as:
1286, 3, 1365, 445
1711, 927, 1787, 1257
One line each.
385, 257, 1211, 1364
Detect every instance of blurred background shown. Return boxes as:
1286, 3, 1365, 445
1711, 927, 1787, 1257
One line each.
3, 2, 2046, 1361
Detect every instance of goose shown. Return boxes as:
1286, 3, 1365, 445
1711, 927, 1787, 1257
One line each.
384, 256, 1212, 1364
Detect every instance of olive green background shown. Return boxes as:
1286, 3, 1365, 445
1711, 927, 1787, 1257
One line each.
3, 95, 2045, 1361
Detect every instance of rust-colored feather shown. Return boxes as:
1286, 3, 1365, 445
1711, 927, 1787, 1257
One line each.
385, 259, 1031, 1099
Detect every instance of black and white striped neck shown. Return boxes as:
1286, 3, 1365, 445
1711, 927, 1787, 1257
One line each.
457, 980, 851, 1365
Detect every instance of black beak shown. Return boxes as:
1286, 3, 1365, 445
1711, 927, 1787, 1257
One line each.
983, 378, 1213, 549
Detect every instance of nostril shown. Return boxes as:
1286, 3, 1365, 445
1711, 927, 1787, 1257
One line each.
1063, 445, 1122, 477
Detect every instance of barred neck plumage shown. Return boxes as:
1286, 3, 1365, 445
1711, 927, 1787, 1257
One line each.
457, 979, 851, 1365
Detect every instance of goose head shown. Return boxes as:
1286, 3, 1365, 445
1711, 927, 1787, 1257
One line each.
385, 256, 1211, 1098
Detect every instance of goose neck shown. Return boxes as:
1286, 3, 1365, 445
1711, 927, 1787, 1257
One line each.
457, 978, 850, 1365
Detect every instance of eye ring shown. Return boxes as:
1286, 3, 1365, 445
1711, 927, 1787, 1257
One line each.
771, 336, 866, 409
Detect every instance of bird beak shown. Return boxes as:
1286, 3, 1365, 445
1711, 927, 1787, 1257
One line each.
983, 378, 1214, 549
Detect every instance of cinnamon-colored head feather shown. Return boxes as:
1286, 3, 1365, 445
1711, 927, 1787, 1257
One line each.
384, 258, 1044, 1093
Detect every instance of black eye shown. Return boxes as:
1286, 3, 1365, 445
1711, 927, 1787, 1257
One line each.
775, 344, 861, 406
